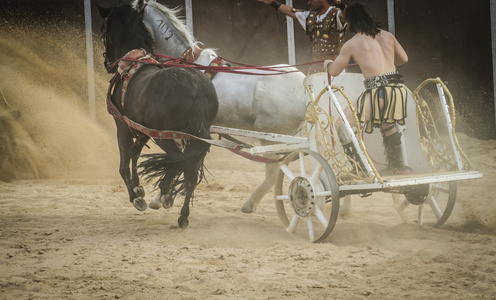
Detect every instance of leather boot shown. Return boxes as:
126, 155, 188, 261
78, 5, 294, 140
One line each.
382, 130, 410, 174
338, 126, 365, 171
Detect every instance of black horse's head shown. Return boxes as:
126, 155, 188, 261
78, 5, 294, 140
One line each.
97, 1, 154, 73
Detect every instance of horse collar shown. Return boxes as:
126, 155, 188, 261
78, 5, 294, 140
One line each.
119, 49, 158, 111
204, 56, 228, 80
180, 46, 203, 62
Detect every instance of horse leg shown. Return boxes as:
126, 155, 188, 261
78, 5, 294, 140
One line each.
149, 193, 165, 210
116, 123, 147, 211
177, 185, 192, 229
130, 135, 149, 210
240, 74, 305, 213
177, 170, 195, 228
241, 154, 279, 213
149, 177, 174, 210
148, 139, 177, 210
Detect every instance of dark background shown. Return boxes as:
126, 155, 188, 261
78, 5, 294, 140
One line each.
1, 0, 494, 139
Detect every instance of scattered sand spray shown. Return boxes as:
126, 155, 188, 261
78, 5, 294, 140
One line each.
0, 19, 120, 181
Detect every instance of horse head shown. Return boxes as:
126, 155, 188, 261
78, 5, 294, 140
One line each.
98, 1, 155, 73
132, 0, 196, 60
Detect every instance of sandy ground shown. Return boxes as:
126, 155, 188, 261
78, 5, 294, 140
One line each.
1, 133, 496, 299
1, 19, 496, 300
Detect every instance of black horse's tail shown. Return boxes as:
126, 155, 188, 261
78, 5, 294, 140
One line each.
138, 95, 214, 203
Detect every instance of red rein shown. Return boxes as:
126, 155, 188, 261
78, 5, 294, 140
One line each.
109, 53, 332, 76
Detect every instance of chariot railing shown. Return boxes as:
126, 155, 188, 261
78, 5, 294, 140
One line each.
303, 74, 475, 188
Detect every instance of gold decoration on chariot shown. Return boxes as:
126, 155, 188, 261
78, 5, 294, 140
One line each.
323, 34, 329, 39
304, 104, 317, 124
316, 30, 320, 36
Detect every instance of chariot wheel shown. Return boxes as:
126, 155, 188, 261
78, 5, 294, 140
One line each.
274, 150, 340, 243
392, 181, 457, 227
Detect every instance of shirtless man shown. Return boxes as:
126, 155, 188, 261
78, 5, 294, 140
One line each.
323, 2, 409, 173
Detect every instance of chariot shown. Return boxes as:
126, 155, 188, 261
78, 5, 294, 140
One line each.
210, 72, 482, 242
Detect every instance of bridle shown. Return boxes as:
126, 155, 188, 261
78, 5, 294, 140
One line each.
101, 6, 154, 74
101, 13, 116, 73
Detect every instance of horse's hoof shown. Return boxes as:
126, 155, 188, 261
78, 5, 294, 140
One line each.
148, 194, 163, 210
178, 216, 189, 228
163, 195, 173, 209
241, 203, 255, 214
148, 201, 161, 210
133, 197, 147, 211
133, 186, 145, 198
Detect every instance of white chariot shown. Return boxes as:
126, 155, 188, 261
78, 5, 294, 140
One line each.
210, 72, 482, 243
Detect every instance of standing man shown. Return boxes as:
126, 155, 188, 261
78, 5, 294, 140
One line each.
257, 0, 347, 61
324, 2, 410, 173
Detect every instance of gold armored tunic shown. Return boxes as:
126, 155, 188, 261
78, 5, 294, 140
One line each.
306, 8, 346, 60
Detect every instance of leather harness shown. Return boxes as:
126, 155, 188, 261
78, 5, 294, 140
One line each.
106, 50, 280, 164
179, 46, 229, 79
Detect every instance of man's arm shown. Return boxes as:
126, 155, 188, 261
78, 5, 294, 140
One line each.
394, 36, 408, 66
324, 42, 352, 76
334, 0, 347, 23
256, 0, 297, 18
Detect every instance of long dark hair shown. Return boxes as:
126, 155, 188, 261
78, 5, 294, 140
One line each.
345, 2, 381, 37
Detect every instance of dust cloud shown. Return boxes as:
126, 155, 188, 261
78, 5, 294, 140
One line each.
0, 18, 119, 181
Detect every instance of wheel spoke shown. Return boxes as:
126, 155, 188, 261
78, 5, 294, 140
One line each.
431, 184, 449, 194
307, 218, 315, 242
427, 195, 443, 220
280, 164, 296, 182
287, 214, 300, 233
299, 152, 306, 177
315, 191, 333, 197
418, 203, 424, 225
396, 198, 410, 212
314, 205, 329, 228
310, 163, 324, 186
275, 194, 290, 201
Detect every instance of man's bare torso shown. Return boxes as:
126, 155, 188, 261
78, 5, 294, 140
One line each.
346, 30, 397, 79
328, 29, 408, 79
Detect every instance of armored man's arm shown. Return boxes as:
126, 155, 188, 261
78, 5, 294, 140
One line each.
256, 0, 297, 19
334, 0, 347, 23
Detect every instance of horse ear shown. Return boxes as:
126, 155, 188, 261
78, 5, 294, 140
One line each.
96, 4, 112, 18
135, 0, 146, 13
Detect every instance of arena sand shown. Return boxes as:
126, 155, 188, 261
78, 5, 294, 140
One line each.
0, 21, 495, 300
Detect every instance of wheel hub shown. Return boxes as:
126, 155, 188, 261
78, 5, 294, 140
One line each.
289, 177, 318, 217
405, 184, 430, 205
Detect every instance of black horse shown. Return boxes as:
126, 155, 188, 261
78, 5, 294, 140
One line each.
98, 2, 218, 228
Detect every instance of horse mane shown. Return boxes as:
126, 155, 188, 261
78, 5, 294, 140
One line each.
131, 0, 197, 51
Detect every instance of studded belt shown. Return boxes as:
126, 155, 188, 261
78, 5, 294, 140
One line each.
363, 72, 404, 89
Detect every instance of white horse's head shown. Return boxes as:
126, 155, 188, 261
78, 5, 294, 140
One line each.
132, 0, 197, 59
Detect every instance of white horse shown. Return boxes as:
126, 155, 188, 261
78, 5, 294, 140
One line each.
131, 0, 307, 213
